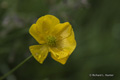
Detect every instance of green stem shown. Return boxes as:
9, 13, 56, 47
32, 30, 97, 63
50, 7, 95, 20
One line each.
0, 55, 33, 80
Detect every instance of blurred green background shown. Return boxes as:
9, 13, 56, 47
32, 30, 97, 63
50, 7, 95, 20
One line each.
0, 0, 120, 80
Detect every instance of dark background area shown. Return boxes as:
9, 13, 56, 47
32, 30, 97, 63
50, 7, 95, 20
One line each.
0, 0, 120, 80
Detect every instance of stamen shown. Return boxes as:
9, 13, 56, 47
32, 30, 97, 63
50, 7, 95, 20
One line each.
47, 36, 56, 47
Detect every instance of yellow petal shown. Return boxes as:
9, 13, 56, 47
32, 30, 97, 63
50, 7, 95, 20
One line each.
36, 15, 60, 34
51, 22, 72, 40
29, 24, 46, 44
29, 45, 48, 64
51, 53, 69, 65
59, 30, 76, 55
49, 30, 76, 64
49, 47, 69, 59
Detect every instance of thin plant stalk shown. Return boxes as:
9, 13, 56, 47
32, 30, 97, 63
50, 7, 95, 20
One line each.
0, 55, 33, 80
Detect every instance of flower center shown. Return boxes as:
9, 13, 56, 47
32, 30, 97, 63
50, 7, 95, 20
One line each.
47, 36, 56, 47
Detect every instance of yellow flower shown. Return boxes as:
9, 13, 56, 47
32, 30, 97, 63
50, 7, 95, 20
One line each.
29, 15, 76, 64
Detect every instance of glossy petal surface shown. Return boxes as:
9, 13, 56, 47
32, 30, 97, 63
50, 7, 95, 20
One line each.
29, 24, 46, 44
51, 53, 69, 64
36, 15, 60, 34
29, 45, 48, 64
49, 30, 76, 64
51, 22, 72, 40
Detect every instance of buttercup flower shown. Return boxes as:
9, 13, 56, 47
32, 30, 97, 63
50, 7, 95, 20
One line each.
29, 15, 76, 64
